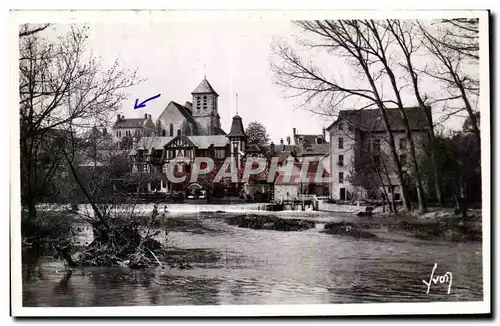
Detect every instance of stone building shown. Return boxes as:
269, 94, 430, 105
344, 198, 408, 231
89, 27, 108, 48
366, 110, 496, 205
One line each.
112, 113, 156, 149
326, 107, 430, 202
155, 78, 226, 137
127, 77, 247, 196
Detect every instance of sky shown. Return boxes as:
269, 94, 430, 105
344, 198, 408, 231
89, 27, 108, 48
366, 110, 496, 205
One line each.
39, 17, 478, 142
77, 21, 329, 143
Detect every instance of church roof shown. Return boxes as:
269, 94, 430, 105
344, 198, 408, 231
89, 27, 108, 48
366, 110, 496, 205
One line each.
170, 101, 197, 126
227, 115, 246, 137
191, 77, 219, 96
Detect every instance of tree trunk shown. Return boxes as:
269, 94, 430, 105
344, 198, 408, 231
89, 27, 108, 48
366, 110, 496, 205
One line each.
63, 151, 106, 224
358, 55, 411, 212
456, 77, 481, 145
381, 59, 426, 213
428, 128, 443, 205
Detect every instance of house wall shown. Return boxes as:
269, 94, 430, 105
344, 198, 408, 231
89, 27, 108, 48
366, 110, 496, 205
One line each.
329, 123, 357, 200
112, 127, 143, 143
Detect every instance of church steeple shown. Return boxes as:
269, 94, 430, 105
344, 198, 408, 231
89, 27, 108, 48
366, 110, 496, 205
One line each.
191, 77, 218, 117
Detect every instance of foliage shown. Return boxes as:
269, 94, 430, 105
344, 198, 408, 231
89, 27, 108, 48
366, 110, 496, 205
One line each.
246, 121, 271, 146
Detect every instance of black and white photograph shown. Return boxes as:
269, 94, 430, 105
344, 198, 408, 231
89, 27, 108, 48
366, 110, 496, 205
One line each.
10, 9, 490, 317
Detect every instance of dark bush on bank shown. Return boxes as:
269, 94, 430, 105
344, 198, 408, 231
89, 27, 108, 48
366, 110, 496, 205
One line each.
225, 214, 315, 231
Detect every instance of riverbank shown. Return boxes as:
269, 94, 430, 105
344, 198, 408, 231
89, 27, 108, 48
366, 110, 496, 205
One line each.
28, 204, 482, 244
221, 208, 482, 243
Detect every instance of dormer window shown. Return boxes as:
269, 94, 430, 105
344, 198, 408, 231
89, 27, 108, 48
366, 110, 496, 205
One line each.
316, 137, 324, 145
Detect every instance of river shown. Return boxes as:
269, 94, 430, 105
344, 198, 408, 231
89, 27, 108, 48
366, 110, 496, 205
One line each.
22, 206, 483, 306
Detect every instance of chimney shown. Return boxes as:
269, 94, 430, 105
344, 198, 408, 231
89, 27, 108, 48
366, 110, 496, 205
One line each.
184, 102, 193, 110
280, 138, 284, 150
144, 113, 148, 119
322, 127, 326, 140
293, 128, 296, 137
121, 115, 125, 120
116, 114, 121, 122
286, 136, 291, 145
148, 114, 152, 120
270, 142, 275, 155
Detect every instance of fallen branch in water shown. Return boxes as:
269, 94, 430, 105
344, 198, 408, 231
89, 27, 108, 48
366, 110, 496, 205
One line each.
145, 247, 162, 268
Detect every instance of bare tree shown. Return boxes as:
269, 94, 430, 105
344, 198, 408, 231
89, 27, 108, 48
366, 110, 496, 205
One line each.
271, 20, 414, 212
386, 20, 444, 206
19, 24, 142, 223
19, 23, 50, 38
348, 20, 427, 212
418, 19, 480, 145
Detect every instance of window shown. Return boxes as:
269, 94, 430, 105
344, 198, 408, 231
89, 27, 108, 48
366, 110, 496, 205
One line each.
232, 142, 239, 153
399, 137, 407, 151
169, 124, 174, 137
162, 129, 166, 137
135, 130, 140, 137
196, 96, 201, 109
215, 148, 226, 159
338, 122, 343, 131
116, 131, 119, 137
338, 137, 344, 149
339, 172, 344, 184
399, 154, 407, 166
203, 96, 207, 110
338, 154, 344, 166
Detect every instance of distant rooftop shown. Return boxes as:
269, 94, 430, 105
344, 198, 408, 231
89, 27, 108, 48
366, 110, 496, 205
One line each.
327, 107, 429, 132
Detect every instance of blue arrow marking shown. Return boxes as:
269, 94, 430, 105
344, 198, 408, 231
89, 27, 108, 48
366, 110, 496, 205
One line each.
134, 94, 161, 110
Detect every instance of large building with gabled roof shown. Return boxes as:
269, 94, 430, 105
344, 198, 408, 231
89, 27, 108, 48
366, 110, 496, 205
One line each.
326, 107, 430, 202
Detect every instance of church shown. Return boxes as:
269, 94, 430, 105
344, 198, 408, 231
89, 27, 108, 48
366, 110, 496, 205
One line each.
114, 77, 248, 197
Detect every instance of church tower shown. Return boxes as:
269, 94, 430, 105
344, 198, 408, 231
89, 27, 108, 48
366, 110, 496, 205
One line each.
191, 77, 221, 135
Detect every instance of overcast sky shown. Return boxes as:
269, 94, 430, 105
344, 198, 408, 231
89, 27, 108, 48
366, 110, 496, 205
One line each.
71, 21, 328, 143
39, 16, 478, 141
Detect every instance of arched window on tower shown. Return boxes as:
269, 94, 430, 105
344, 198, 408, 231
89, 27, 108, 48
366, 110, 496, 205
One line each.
203, 95, 207, 110
196, 96, 201, 110
169, 124, 174, 137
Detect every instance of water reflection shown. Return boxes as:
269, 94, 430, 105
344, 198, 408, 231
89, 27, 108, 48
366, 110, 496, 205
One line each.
22, 211, 483, 306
